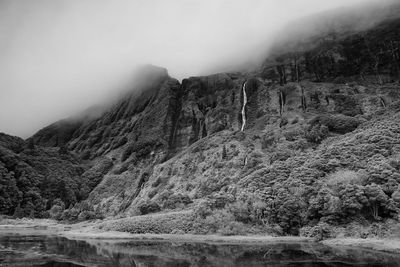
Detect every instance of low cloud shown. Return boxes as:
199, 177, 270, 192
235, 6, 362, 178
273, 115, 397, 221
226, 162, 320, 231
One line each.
0, 0, 383, 137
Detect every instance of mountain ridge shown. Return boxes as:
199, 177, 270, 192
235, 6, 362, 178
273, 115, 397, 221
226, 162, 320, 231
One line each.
1, 3, 400, 237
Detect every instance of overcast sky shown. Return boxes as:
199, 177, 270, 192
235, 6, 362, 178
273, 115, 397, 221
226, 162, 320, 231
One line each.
0, 0, 380, 138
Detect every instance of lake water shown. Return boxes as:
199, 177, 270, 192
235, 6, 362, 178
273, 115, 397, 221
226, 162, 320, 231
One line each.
1, 232, 400, 266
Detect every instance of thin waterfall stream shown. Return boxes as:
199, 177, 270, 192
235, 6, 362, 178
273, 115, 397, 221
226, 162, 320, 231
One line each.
380, 97, 387, 108
241, 82, 247, 131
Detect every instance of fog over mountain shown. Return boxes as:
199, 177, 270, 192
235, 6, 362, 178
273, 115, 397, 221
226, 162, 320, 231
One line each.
0, 0, 388, 138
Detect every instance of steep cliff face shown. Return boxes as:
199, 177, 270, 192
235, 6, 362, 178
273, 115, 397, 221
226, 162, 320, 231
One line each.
84, 81, 400, 217
173, 74, 241, 149
83, 72, 248, 214
262, 16, 400, 85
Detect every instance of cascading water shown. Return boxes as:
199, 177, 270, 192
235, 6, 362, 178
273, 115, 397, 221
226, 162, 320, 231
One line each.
241, 82, 247, 131
279, 91, 284, 115
380, 97, 386, 108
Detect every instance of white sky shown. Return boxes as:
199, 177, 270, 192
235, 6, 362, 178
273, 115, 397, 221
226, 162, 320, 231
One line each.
0, 0, 379, 137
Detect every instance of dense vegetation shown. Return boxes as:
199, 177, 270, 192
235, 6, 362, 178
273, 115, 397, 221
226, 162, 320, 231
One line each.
0, 136, 107, 220
94, 103, 400, 238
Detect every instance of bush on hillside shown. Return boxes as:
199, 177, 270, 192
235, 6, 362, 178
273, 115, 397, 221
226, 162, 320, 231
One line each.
310, 114, 363, 134
138, 201, 161, 215
163, 193, 192, 209
304, 124, 329, 143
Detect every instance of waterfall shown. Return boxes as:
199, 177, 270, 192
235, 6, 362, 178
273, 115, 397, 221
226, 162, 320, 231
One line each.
241, 82, 247, 131
301, 87, 307, 112
279, 91, 284, 115
380, 97, 386, 108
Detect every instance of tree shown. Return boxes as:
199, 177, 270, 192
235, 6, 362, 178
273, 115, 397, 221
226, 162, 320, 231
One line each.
264, 188, 306, 235
338, 183, 367, 216
49, 204, 64, 220
308, 187, 340, 220
52, 198, 65, 210
364, 183, 389, 220
13, 204, 23, 218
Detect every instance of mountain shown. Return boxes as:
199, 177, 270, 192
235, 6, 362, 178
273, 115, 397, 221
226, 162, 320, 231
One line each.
2, 2, 400, 237
269, 0, 400, 56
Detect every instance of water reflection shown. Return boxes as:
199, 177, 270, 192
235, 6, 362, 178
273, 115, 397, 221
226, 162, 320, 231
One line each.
0, 233, 399, 266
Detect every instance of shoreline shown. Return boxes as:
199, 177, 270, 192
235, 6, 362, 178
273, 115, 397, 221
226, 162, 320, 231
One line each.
0, 220, 312, 244
322, 238, 400, 254
1, 219, 400, 253
62, 228, 311, 245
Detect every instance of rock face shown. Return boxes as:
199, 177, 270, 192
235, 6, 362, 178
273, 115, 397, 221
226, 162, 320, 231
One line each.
262, 16, 400, 85
173, 74, 240, 149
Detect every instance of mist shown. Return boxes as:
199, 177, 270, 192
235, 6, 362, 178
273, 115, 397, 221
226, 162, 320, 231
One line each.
0, 0, 383, 138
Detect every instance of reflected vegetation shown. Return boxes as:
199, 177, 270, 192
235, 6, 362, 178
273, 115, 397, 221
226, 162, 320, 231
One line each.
0, 233, 400, 266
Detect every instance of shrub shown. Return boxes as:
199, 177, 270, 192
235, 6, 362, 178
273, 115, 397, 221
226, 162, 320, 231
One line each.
300, 222, 333, 241
270, 148, 292, 162
245, 152, 264, 170
49, 204, 64, 220
261, 135, 274, 149
78, 210, 96, 221
234, 131, 246, 141
163, 193, 192, 209
193, 199, 213, 219
209, 193, 234, 209
159, 190, 173, 201
61, 207, 80, 221
217, 221, 247, 236
287, 138, 309, 151
280, 117, 288, 127
138, 201, 161, 215
13, 205, 24, 219
170, 229, 185, 235
100, 210, 195, 234
304, 124, 329, 143
284, 129, 301, 141
192, 209, 235, 234
311, 114, 362, 134
228, 201, 251, 223
52, 198, 65, 210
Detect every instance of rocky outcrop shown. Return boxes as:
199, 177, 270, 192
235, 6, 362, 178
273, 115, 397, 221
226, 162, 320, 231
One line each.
172, 73, 241, 150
